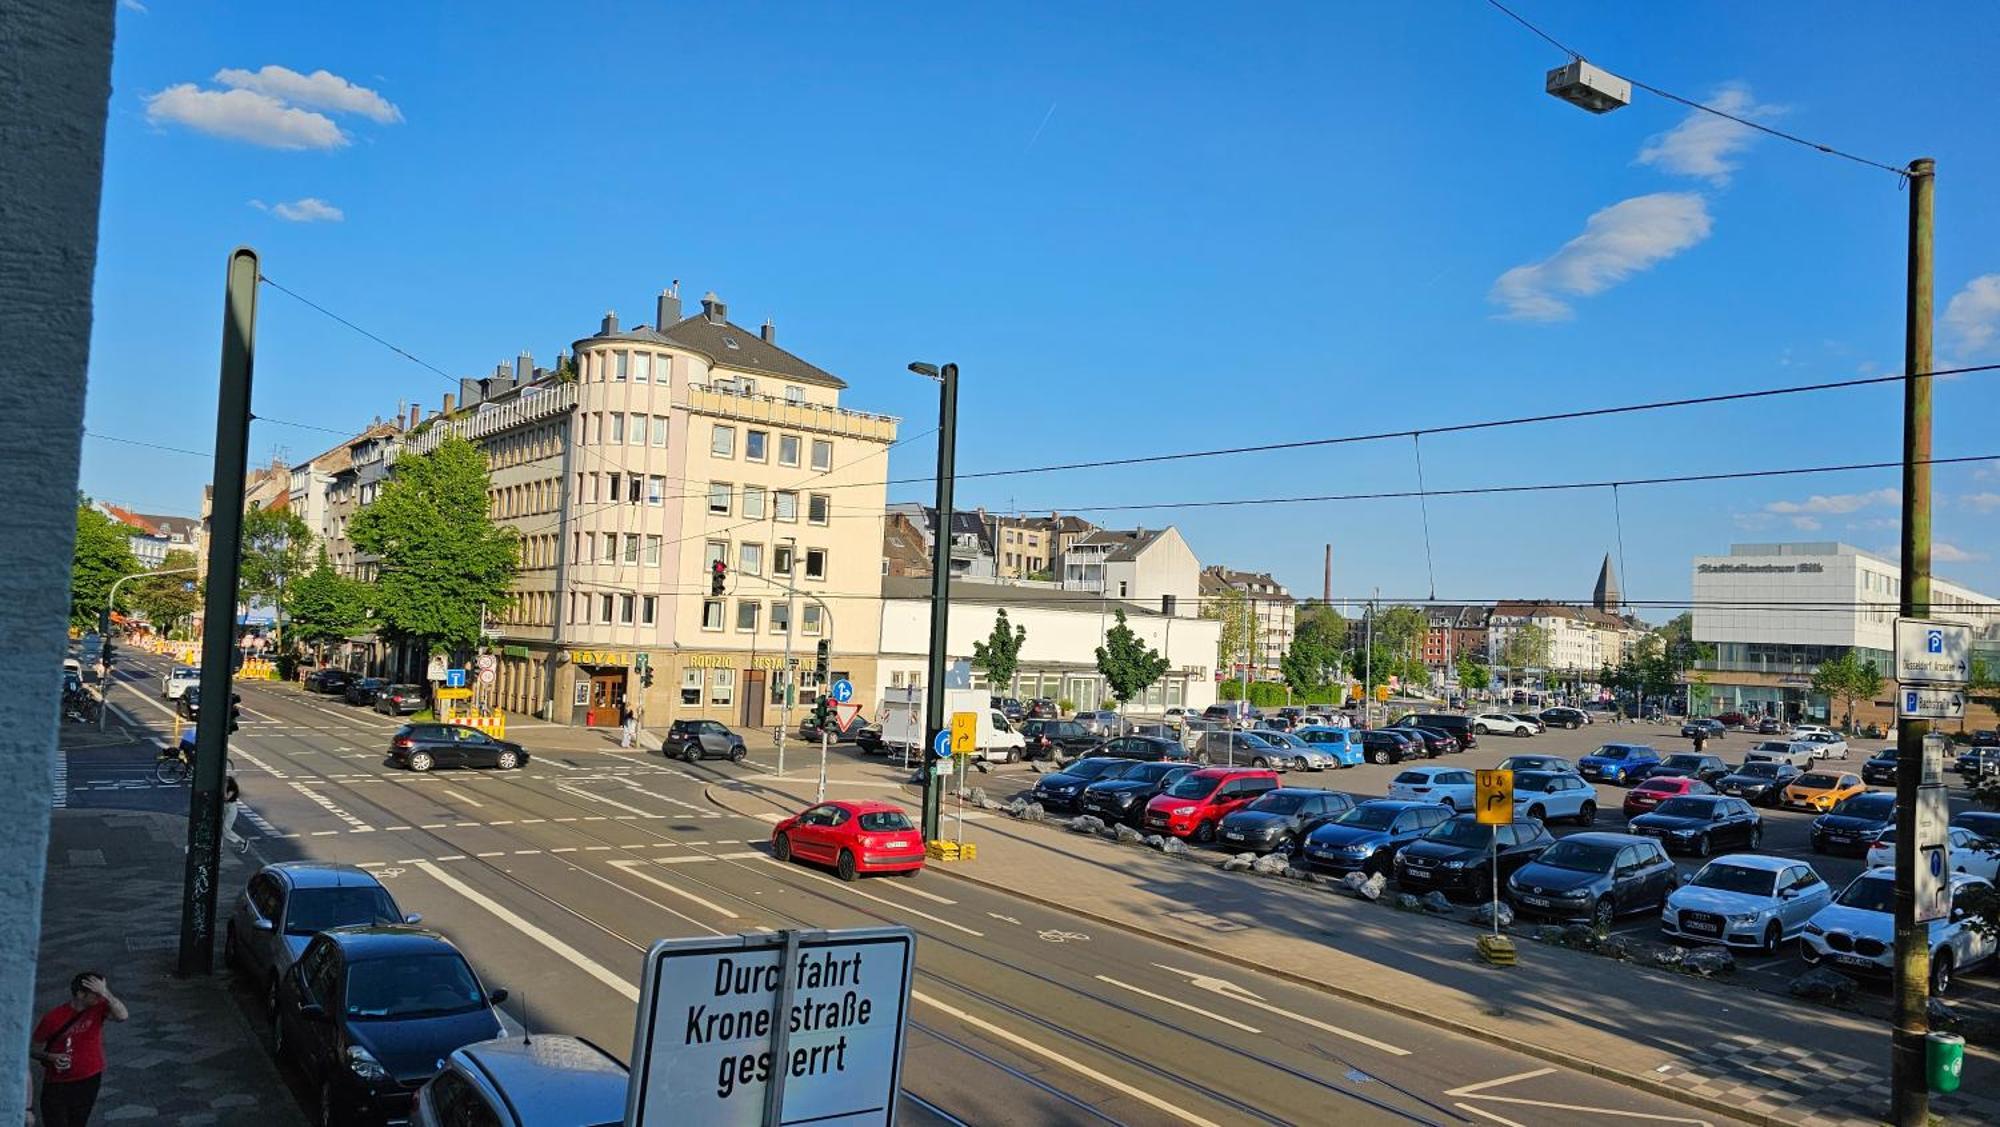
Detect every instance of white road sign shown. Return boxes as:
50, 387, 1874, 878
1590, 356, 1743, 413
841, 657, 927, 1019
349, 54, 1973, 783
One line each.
627, 927, 914, 1127
1898, 687, 1966, 720
478, 667, 495, 685
1895, 618, 1972, 686
477, 652, 496, 671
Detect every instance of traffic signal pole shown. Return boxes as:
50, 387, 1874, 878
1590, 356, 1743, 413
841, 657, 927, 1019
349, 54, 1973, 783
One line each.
920, 363, 959, 843
1890, 157, 1935, 1127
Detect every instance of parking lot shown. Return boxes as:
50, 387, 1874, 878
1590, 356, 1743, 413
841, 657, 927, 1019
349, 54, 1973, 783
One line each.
971, 715, 2000, 1008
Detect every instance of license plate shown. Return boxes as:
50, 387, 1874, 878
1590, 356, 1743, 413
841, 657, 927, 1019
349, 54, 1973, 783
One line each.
1519, 895, 1550, 907
884, 840, 911, 849
1827, 835, 1852, 845
1404, 870, 1430, 880
1835, 954, 1874, 969
1224, 831, 1244, 841
1686, 920, 1720, 935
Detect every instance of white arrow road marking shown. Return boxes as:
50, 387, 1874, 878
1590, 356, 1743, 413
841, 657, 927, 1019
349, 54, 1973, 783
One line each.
986, 913, 1021, 925
412, 860, 638, 1001
1445, 1068, 1711, 1124
607, 859, 740, 919
1152, 964, 1408, 1056
1095, 976, 1262, 1033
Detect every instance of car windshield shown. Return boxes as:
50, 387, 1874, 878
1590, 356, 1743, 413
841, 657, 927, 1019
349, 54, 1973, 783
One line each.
1238, 732, 1278, 748
1392, 771, 1434, 785
1335, 804, 1402, 830
1068, 759, 1131, 781
1654, 797, 1717, 818
1246, 792, 1312, 815
1166, 774, 1223, 799
1513, 771, 1557, 791
1662, 756, 1703, 769
1591, 747, 1629, 760
1754, 742, 1791, 752
1836, 875, 1895, 913
1689, 862, 1777, 896
1424, 819, 1492, 847
1127, 762, 1182, 783
343, 952, 488, 1020
1736, 764, 1781, 779
1532, 840, 1619, 874
1634, 779, 1676, 793
1795, 773, 1839, 788
1830, 793, 1893, 818
1259, 732, 1306, 748
284, 886, 402, 936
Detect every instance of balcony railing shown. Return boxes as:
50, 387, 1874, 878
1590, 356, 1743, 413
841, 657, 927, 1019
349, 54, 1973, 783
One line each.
407, 381, 579, 455
687, 383, 898, 442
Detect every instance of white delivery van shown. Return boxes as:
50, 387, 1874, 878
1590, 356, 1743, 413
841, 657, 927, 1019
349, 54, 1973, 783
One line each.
877, 686, 1027, 764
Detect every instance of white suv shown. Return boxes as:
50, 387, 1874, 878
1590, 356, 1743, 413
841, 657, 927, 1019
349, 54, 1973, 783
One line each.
1471, 713, 1537, 738
162, 666, 201, 700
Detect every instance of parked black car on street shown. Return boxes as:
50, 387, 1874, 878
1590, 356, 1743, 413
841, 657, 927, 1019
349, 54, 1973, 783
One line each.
1079, 761, 1198, 826
1860, 747, 1899, 787
1082, 734, 1196, 763
1645, 753, 1732, 785
1357, 729, 1416, 766
1031, 757, 1142, 812
1810, 792, 1897, 855
1020, 719, 1100, 761
389, 724, 528, 772
305, 668, 356, 695
1713, 762, 1801, 807
344, 677, 390, 706
663, 720, 748, 763
1215, 789, 1355, 853
1395, 815, 1554, 898
1628, 795, 1763, 857
1391, 713, 1478, 749
1539, 707, 1589, 730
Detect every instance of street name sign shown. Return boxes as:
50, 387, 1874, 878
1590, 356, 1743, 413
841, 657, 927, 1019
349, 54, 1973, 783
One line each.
1895, 618, 1972, 686
1898, 688, 1965, 720
626, 927, 914, 1127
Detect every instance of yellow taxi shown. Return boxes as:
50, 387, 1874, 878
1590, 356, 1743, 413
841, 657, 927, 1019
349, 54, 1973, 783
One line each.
1781, 770, 1866, 812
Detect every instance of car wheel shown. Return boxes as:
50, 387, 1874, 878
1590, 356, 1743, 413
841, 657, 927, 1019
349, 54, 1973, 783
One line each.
837, 850, 859, 882
496, 749, 520, 769
1005, 749, 1019, 764
1576, 801, 1596, 825
1195, 751, 1211, 765
731, 746, 747, 763
773, 832, 792, 862
1693, 834, 1711, 858
684, 747, 701, 764
1760, 921, 1781, 957
407, 750, 433, 773
1473, 725, 1490, 736
1194, 822, 1217, 845
1527, 804, 1546, 822
1933, 949, 1956, 996
1749, 826, 1763, 849
1439, 797, 1456, 813
1371, 749, 1392, 765
1251, 757, 1269, 769
1592, 897, 1616, 931
1515, 727, 1532, 738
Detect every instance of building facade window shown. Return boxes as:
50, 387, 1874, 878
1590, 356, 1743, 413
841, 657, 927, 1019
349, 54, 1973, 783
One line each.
709, 668, 735, 706
623, 534, 639, 564
644, 535, 661, 566
600, 593, 615, 622
705, 540, 728, 568
811, 439, 832, 472
739, 542, 763, 575
615, 351, 628, 381
702, 599, 724, 630
708, 482, 732, 515
609, 414, 624, 443
633, 353, 651, 382
808, 494, 830, 525
778, 434, 801, 467
711, 425, 735, 458
630, 414, 646, 445
805, 549, 827, 580
771, 601, 791, 633
619, 594, 635, 624
681, 667, 703, 704
785, 385, 805, 404
774, 491, 798, 522
736, 601, 760, 632
745, 430, 768, 462
651, 415, 668, 446
802, 603, 823, 635
647, 475, 665, 505
741, 486, 765, 520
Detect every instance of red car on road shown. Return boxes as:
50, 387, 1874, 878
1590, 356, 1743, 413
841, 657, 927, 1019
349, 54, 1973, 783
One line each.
1621, 776, 1713, 818
1142, 766, 1281, 843
771, 800, 925, 881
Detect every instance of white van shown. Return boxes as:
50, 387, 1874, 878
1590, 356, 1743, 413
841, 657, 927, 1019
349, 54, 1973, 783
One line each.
877, 686, 1027, 764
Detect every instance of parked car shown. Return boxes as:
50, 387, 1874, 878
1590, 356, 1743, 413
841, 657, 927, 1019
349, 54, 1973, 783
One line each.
1386, 766, 1479, 813
1577, 743, 1662, 786
1026, 698, 1058, 719
1260, 714, 1297, 733
1496, 754, 1574, 775
1355, 729, 1415, 766
771, 800, 924, 880
1714, 761, 1803, 806
1031, 757, 1145, 811
1203, 731, 1286, 768
1073, 710, 1125, 737
1507, 713, 1548, 733
1661, 855, 1832, 954
1246, 730, 1342, 771
1953, 810, 2000, 845
1216, 789, 1355, 853
1506, 832, 1680, 929
663, 719, 748, 763
1780, 771, 1868, 813
1387, 723, 1460, 757
1509, 770, 1599, 825
798, 713, 866, 744
1793, 731, 1850, 760
1298, 800, 1453, 876
1755, 717, 1784, 735
1539, 707, 1590, 730
1743, 740, 1816, 770
1628, 794, 1762, 857
1801, 869, 1997, 994
373, 684, 427, 716
1810, 791, 1898, 855
413, 1035, 629, 1127
389, 724, 529, 772
1294, 726, 1366, 767
162, 665, 201, 700
1391, 713, 1478, 749
1141, 767, 1281, 842
304, 667, 357, 695
1080, 734, 1195, 763
1715, 712, 1750, 730
1680, 718, 1726, 740
343, 677, 390, 707
990, 696, 1026, 723
1078, 761, 1199, 826
1867, 826, 2000, 882
1471, 712, 1537, 738
1019, 719, 1099, 761
1622, 776, 1713, 817
272, 926, 508, 1126
1860, 747, 1900, 787
1395, 815, 1555, 898
1645, 753, 1731, 785
227, 863, 417, 1016
1955, 742, 2000, 779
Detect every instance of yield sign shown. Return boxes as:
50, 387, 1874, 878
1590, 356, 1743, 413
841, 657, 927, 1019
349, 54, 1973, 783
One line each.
833, 701, 863, 728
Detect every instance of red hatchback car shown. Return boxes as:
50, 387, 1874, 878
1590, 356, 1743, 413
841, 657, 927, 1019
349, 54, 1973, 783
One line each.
1142, 767, 1281, 842
772, 800, 925, 881
1621, 776, 1713, 817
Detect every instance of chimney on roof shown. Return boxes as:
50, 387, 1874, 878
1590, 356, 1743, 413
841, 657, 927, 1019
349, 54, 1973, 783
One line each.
407, 404, 419, 430
761, 318, 776, 344
516, 351, 532, 381
701, 292, 727, 324
442, 392, 456, 415
657, 288, 681, 327
601, 310, 619, 335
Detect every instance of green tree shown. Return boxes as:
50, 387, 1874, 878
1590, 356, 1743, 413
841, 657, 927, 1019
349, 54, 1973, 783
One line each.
1811, 651, 1883, 731
350, 436, 518, 655
1280, 612, 1344, 697
128, 549, 202, 636
971, 608, 1027, 694
69, 501, 139, 627
1455, 652, 1490, 692
287, 549, 374, 659
1201, 586, 1252, 673
1500, 624, 1552, 674
1372, 606, 1428, 666
1095, 609, 1170, 713
239, 504, 313, 650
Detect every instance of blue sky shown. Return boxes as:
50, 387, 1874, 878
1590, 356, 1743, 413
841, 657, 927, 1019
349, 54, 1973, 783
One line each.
84, 1, 2000, 614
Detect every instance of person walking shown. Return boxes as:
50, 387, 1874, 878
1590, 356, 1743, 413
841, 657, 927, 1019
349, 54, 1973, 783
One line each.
619, 701, 637, 749
1692, 728, 1708, 754
30, 973, 127, 1127
220, 775, 248, 854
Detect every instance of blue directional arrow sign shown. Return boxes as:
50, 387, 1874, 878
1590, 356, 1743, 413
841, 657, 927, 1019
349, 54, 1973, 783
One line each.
831, 678, 854, 704
933, 730, 954, 759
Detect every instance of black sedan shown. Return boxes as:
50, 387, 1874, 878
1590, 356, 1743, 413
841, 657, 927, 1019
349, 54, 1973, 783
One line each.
1400, 727, 1461, 757
1079, 761, 1198, 826
1394, 815, 1554, 898
304, 668, 356, 694
1810, 792, 1897, 855
1506, 833, 1679, 929
1860, 747, 1899, 787
1628, 795, 1763, 857
1030, 757, 1142, 811
343, 677, 390, 706
1215, 789, 1355, 854
1356, 729, 1417, 766
1081, 735, 1195, 763
1680, 719, 1726, 740
663, 719, 747, 763
389, 724, 529, 772
272, 926, 507, 1125
1539, 707, 1589, 730
373, 684, 426, 716
1646, 753, 1731, 785
1020, 719, 1101, 761
1713, 762, 1801, 807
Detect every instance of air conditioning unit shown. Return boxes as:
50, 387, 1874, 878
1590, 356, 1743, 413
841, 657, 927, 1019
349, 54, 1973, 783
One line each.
1545, 59, 1630, 114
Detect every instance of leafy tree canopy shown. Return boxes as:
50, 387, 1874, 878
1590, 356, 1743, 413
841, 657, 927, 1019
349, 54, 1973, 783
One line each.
349, 436, 517, 654
1096, 609, 1171, 709
70, 500, 139, 627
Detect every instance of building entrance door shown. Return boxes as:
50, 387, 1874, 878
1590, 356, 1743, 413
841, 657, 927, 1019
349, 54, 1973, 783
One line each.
742, 669, 767, 730
585, 670, 626, 727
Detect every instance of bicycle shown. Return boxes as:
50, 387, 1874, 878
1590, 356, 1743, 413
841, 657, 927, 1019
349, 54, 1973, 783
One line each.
155, 738, 233, 785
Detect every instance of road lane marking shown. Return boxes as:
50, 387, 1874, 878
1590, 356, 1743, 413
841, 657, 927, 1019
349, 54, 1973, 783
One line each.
911, 991, 1221, 1127
1445, 1069, 1555, 1097
412, 860, 639, 1001
385, 825, 410, 831
231, 749, 289, 779
442, 788, 484, 808
608, 859, 741, 919
1455, 1103, 1530, 1127
877, 881, 956, 906
1094, 976, 1262, 1033
1152, 964, 1408, 1056
1445, 1068, 1712, 1124
421, 823, 447, 829
288, 781, 374, 832
657, 851, 764, 864
556, 783, 653, 817
551, 847, 577, 854
757, 858, 982, 937
477, 851, 505, 857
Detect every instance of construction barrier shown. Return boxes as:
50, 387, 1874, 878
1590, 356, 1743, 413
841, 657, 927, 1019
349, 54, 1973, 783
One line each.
434, 687, 506, 738
926, 840, 976, 863
238, 658, 279, 680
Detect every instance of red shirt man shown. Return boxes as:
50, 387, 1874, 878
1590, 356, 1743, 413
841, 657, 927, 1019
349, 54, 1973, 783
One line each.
30, 972, 127, 1127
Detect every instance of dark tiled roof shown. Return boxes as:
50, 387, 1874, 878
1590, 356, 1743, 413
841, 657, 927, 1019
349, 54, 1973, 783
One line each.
1072, 528, 1168, 563
581, 314, 847, 390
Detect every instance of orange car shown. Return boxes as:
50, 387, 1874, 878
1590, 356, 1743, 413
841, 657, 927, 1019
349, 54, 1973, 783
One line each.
1781, 770, 1866, 812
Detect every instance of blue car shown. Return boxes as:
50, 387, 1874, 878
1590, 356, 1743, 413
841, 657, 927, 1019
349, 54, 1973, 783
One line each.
1577, 742, 1661, 786
1293, 726, 1365, 767
1298, 800, 1454, 876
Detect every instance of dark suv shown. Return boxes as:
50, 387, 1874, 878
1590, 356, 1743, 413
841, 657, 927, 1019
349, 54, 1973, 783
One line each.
1081, 735, 1194, 763
1019, 719, 1099, 761
373, 684, 427, 716
305, 668, 356, 695
343, 677, 390, 706
1396, 815, 1555, 898
1393, 713, 1478, 749
664, 720, 748, 763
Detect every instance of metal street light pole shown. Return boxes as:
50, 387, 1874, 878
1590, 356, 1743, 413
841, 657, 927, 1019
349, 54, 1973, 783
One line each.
910, 361, 959, 843
98, 565, 199, 730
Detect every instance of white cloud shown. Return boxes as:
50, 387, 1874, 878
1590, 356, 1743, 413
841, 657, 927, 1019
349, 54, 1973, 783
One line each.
251, 197, 344, 223
1846, 516, 1899, 532
1764, 488, 1898, 515
119, 0, 147, 12
145, 85, 347, 149
1962, 492, 2000, 513
1788, 516, 1822, 531
1943, 274, 2000, 358
1934, 542, 1987, 563
1636, 83, 1781, 185
1490, 193, 1712, 321
214, 66, 402, 125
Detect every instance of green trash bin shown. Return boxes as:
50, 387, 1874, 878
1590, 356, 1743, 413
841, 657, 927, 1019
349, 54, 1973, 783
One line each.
1928, 1030, 1965, 1094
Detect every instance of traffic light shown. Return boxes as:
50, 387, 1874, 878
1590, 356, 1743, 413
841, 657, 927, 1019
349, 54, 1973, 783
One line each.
640, 666, 655, 689
710, 559, 727, 596
101, 642, 117, 671
814, 639, 830, 682
228, 692, 242, 733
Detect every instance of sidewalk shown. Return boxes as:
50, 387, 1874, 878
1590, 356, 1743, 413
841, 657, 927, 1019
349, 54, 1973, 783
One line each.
705, 758, 2000, 1127
36, 808, 303, 1126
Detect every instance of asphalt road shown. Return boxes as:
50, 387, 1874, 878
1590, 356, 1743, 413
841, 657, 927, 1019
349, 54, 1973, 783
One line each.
83, 656, 1729, 1126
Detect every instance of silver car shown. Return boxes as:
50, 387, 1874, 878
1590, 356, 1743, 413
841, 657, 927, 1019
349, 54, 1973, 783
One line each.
1661, 854, 1830, 954
1248, 730, 1339, 771
413, 1035, 629, 1126
224, 862, 417, 1015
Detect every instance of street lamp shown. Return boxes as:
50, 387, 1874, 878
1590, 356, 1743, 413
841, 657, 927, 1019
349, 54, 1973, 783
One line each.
909, 360, 959, 843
